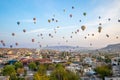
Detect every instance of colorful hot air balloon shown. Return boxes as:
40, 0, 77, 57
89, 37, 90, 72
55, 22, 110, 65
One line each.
81, 25, 86, 31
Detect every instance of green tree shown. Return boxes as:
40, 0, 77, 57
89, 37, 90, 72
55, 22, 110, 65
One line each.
34, 72, 49, 80
50, 64, 79, 80
38, 64, 47, 75
28, 62, 37, 71
2, 65, 17, 80
14, 61, 23, 70
95, 65, 112, 80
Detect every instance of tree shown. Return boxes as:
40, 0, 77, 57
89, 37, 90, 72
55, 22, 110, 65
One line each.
50, 64, 79, 80
2, 65, 16, 76
14, 61, 23, 70
33, 72, 49, 80
28, 62, 37, 71
2, 65, 17, 80
38, 64, 47, 75
95, 65, 112, 80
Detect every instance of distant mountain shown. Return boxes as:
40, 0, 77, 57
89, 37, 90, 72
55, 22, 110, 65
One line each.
99, 43, 120, 52
43, 46, 95, 52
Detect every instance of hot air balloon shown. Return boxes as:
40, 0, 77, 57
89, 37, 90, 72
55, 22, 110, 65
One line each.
70, 36, 72, 38
84, 36, 87, 39
106, 34, 109, 38
40, 33, 43, 36
63, 9, 66, 12
116, 36, 119, 39
70, 14, 72, 18
15, 43, 18, 46
57, 26, 60, 28
32, 39, 35, 42
90, 43, 92, 46
77, 29, 79, 32
17, 21, 20, 25
81, 25, 86, 31
83, 12, 86, 16
51, 36, 53, 38
92, 34, 94, 36
98, 26, 102, 33
12, 33, 15, 36
75, 31, 77, 34
79, 20, 81, 22
33, 18, 36, 24
0, 40, 3, 43
108, 18, 111, 21
49, 33, 51, 36
39, 45, 42, 48
48, 19, 51, 23
72, 6, 74, 9
23, 29, 26, 33
10, 45, 13, 48
2, 43, 5, 46
52, 18, 54, 21
98, 16, 101, 19
56, 20, 58, 22
99, 23, 102, 25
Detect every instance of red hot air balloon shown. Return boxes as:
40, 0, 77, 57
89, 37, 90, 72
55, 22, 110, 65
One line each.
32, 39, 35, 42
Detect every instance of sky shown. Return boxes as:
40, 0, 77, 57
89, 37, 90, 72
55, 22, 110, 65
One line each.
0, 0, 120, 48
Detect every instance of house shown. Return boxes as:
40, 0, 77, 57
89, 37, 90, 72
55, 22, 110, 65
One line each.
0, 76, 10, 80
105, 77, 120, 80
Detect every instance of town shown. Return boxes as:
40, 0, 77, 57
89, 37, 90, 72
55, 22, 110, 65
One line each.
0, 45, 120, 80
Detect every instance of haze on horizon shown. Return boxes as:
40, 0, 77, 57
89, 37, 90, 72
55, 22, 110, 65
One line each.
0, 0, 120, 49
